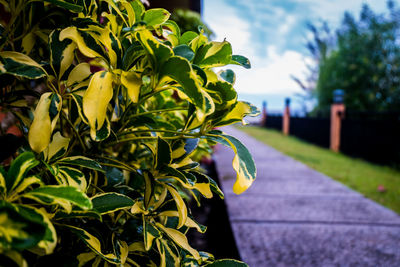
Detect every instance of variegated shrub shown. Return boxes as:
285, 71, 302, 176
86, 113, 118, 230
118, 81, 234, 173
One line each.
0, 0, 259, 266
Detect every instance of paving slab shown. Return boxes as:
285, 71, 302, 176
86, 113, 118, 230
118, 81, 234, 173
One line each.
233, 223, 400, 267
213, 125, 400, 266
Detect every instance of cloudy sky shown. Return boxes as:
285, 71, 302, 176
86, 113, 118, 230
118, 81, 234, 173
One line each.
203, 0, 389, 111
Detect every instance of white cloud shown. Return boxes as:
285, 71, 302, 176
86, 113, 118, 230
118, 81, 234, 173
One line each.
233, 46, 310, 95
203, 0, 388, 98
278, 15, 296, 35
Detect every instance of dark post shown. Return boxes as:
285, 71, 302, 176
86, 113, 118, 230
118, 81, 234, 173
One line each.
260, 101, 267, 126
330, 89, 345, 152
283, 98, 290, 136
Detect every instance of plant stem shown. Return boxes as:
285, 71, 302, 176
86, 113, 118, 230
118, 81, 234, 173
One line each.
118, 107, 187, 132
93, 155, 137, 172
60, 111, 87, 151
118, 129, 200, 137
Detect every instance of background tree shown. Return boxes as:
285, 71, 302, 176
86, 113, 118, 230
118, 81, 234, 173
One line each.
296, 0, 400, 115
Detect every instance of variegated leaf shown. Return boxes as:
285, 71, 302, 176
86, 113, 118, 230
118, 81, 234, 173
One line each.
0, 51, 46, 79
82, 71, 113, 139
156, 223, 200, 261
91, 192, 134, 214
207, 131, 256, 194
23, 185, 92, 212
65, 225, 120, 264
6, 152, 39, 193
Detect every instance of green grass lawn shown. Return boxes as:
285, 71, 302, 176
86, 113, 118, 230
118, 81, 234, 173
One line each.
236, 125, 400, 214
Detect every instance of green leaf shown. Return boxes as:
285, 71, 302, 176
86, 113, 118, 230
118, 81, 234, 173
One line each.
193, 41, 232, 68
131, 0, 145, 22
6, 152, 39, 192
91, 193, 135, 214
231, 55, 251, 69
54, 210, 102, 221
43, 0, 83, 12
180, 31, 198, 45
23, 185, 92, 211
205, 259, 248, 267
156, 137, 172, 169
57, 156, 104, 172
164, 20, 181, 37
0, 201, 48, 250
135, 29, 173, 70
207, 132, 256, 194
173, 45, 195, 61
160, 56, 213, 116
0, 51, 46, 79
218, 69, 236, 84
143, 8, 170, 27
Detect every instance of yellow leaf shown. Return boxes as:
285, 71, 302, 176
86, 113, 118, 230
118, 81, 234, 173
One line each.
22, 32, 35, 54
121, 0, 135, 26
119, 240, 129, 264
157, 211, 206, 233
121, 71, 141, 103
12, 176, 42, 195
77, 252, 97, 267
67, 63, 91, 87
83, 71, 113, 134
60, 27, 101, 59
102, 0, 128, 26
44, 131, 70, 161
84, 25, 120, 67
59, 42, 76, 79
0, 171, 6, 195
156, 223, 200, 260
165, 185, 187, 229
28, 93, 52, 153
128, 241, 146, 252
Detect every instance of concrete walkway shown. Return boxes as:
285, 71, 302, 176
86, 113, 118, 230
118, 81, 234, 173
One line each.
213, 126, 400, 267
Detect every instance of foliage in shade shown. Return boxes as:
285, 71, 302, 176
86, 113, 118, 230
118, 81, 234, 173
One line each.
0, 0, 259, 265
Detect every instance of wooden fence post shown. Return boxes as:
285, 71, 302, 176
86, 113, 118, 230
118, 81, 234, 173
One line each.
330, 89, 345, 152
283, 98, 290, 136
261, 101, 267, 126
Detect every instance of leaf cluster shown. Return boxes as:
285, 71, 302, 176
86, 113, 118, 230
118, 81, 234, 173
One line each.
0, 0, 258, 266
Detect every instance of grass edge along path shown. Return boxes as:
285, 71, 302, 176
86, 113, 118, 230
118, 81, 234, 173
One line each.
236, 125, 400, 214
